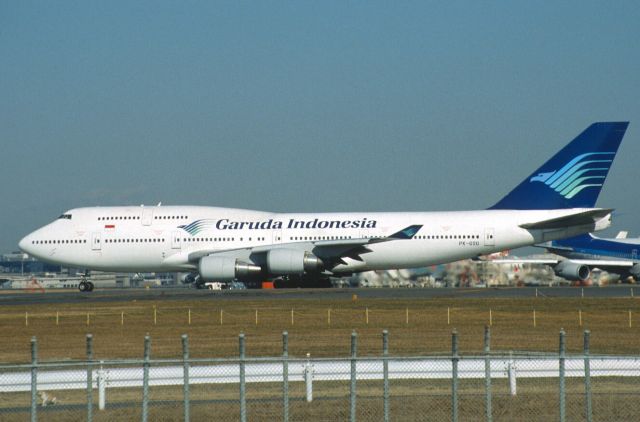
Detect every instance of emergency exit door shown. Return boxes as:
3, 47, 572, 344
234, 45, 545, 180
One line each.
91, 232, 102, 251
484, 228, 495, 246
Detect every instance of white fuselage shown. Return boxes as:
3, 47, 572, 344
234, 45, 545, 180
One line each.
19, 206, 609, 275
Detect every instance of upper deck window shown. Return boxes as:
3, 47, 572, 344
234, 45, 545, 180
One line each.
58, 214, 72, 220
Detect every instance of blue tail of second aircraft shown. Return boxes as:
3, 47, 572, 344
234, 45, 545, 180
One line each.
490, 122, 629, 210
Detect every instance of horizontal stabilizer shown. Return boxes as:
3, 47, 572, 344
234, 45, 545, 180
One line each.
519, 208, 613, 230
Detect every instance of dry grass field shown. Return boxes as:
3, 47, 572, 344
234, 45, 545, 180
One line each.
1, 294, 640, 363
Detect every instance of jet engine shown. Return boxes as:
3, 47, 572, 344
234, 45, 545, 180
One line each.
554, 261, 590, 281
198, 256, 262, 281
267, 249, 324, 275
180, 272, 199, 284
629, 264, 640, 280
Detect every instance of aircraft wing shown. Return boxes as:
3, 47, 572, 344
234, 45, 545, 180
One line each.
491, 257, 634, 267
489, 257, 636, 277
186, 225, 423, 266
488, 258, 562, 265
559, 259, 634, 268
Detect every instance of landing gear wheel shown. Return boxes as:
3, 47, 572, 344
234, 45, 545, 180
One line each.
79, 281, 89, 292
87, 281, 95, 292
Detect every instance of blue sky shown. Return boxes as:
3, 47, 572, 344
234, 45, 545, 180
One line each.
1, 1, 639, 253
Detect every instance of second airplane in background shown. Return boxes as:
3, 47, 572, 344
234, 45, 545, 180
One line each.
19, 122, 629, 290
528, 231, 640, 282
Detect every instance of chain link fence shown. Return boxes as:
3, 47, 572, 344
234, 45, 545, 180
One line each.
1, 329, 640, 421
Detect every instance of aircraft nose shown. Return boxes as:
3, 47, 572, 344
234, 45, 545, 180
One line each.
18, 234, 32, 254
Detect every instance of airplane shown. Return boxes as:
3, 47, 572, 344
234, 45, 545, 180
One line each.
525, 231, 640, 282
18, 122, 629, 291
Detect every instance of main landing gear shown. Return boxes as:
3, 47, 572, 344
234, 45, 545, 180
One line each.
78, 270, 95, 292
78, 281, 94, 292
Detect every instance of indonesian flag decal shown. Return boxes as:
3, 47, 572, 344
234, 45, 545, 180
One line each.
105, 224, 115, 230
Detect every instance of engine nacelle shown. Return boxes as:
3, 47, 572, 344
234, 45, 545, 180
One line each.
198, 256, 262, 282
554, 261, 590, 281
629, 264, 640, 279
180, 272, 199, 284
267, 249, 324, 275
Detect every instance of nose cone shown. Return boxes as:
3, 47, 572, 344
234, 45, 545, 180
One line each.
18, 234, 32, 255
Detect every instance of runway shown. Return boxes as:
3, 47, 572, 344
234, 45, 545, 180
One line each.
0, 285, 637, 306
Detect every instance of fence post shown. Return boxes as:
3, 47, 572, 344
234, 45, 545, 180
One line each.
559, 329, 566, 422
584, 330, 592, 422
383, 330, 389, 422
87, 334, 94, 422
579, 310, 583, 327
142, 334, 151, 422
452, 329, 459, 422
484, 326, 492, 422
508, 351, 517, 396
30, 336, 37, 422
98, 361, 105, 410
350, 331, 357, 422
182, 334, 190, 422
304, 353, 313, 402
239, 333, 246, 422
283, 331, 289, 422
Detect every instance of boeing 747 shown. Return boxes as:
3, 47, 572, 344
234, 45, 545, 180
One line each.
19, 122, 629, 290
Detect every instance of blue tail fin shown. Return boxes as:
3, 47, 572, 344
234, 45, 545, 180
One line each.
490, 122, 629, 210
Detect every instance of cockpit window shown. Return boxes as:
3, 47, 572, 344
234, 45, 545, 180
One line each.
58, 214, 72, 220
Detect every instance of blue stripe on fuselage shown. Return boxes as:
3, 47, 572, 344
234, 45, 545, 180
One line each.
550, 235, 639, 260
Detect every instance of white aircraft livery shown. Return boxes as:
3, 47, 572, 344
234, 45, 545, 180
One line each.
19, 122, 629, 291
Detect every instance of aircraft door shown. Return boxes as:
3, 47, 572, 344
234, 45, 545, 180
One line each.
91, 232, 102, 251
172, 231, 182, 249
484, 228, 495, 247
141, 208, 153, 226
272, 229, 282, 244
